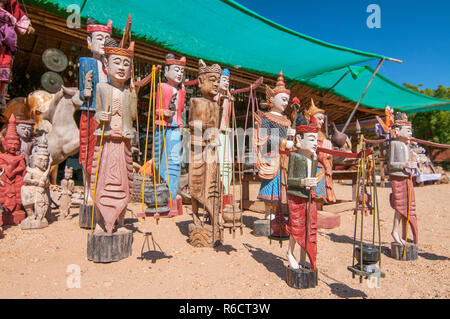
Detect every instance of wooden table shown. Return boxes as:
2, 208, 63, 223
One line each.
332, 170, 358, 200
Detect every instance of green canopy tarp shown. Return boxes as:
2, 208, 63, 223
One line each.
27, 0, 390, 79
300, 65, 450, 113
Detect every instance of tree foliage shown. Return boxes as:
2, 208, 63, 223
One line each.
403, 83, 450, 161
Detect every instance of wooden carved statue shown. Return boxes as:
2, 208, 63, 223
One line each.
59, 166, 74, 219
153, 53, 186, 214
216, 68, 233, 197
388, 112, 418, 259
188, 59, 222, 247
78, 18, 112, 203
304, 99, 336, 204
0, 0, 34, 110
20, 135, 52, 230
0, 114, 26, 226
89, 38, 136, 235
285, 115, 319, 288
255, 71, 294, 236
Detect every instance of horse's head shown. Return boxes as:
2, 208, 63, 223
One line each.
26, 90, 55, 123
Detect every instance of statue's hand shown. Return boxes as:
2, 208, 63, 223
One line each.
163, 109, 175, 118
406, 161, 418, 169
83, 70, 93, 98
26, 25, 35, 35
302, 177, 318, 188
285, 140, 294, 150
99, 111, 111, 123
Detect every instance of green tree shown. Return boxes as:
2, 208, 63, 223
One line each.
403, 83, 450, 162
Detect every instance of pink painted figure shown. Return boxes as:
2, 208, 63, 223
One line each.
89, 38, 136, 235
0, 114, 26, 226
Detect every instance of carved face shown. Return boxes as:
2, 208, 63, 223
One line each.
313, 113, 325, 129
105, 54, 132, 83
396, 125, 412, 140
34, 154, 49, 171
198, 73, 220, 99
165, 65, 185, 85
64, 169, 73, 179
2, 138, 20, 155
87, 31, 111, 56
296, 132, 318, 156
16, 123, 33, 140
219, 75, 230, 92
270, 93, 290, 113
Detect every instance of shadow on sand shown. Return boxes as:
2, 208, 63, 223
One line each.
137, 231, 173, 263
243, 243, 286, 281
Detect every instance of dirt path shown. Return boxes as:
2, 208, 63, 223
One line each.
0, 183, 448, 299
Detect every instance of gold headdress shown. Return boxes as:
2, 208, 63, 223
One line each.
304, 98, 324, 121
198, 59, 221, 75
262, 71, 290, 108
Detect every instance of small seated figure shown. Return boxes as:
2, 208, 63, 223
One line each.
59, 166, 74, 219
20, 136, 52, 230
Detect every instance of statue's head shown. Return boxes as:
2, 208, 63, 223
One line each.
393, 112, 412, 141
295, 114, 318, 156
219, 68, 230, 92
34, 135, 50, 171
305, 98, 325, 130
64, 166, 73, 179
164, 53, 186, 86
197, 59, 221, 99
86, 18, 112, 57
103, 38, 134, 85
263, 71, 291, 113
16, 121, 34, 140
2, 114, 20, 155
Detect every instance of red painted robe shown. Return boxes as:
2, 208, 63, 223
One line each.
0, 152, 25, 225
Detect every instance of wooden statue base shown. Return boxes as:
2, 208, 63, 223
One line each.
87, 229, 133, 263
390, 242, 418, 261
20, 217, 48, 230
252, 219, 271, 237
286, 265, 318, 289
188, 223, 221, 248
79, 204, 96, 229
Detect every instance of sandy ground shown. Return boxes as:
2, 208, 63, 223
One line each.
0, 182, 448, 299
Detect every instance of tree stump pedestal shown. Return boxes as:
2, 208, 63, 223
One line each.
390, 242, 418, 261
188, 223, 221, 248
253, 219, 270, 237
286, 265, 318, 289
87, 229, 133, 263
79, 204, 95, 229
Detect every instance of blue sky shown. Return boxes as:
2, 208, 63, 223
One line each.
235, 0, 450, 89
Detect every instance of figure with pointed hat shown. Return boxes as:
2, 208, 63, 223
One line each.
285, 114, 319, 288
150, 52, 187, 216
0, 0, 34, 110
78, 18, 113, 207
0, 113, 26, 226
388, 112, 419, 259
255, 71, 295, 237
20, 134, 52, 230
187, 59, 222, 247
305, 98, 336, 204
89, 37, 136, 236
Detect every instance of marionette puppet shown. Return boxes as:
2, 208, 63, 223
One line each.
255, 71, 295, 238
0, 0, 34, 110
0, 114, 26, 226
78, 18, 112, 220
86, 38, 135, 262
20, 135, 52, 230
187, 59, 222, 247
388, 112, 419, 260
152, 53, 186, 216
305, 99, 336, 204
216, 68, 233, 200
285, 115, 319, 289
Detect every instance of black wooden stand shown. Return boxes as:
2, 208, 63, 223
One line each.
79, 204, 95, 229
87, 229, 133, 263
286, 265, 318, 289
390, 242, 418, 261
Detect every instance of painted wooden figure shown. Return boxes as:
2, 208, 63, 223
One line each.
59, 166, 74, 219
0, 114, 26, 226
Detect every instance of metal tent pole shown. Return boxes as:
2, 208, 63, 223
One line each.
342, 58, 385, 133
